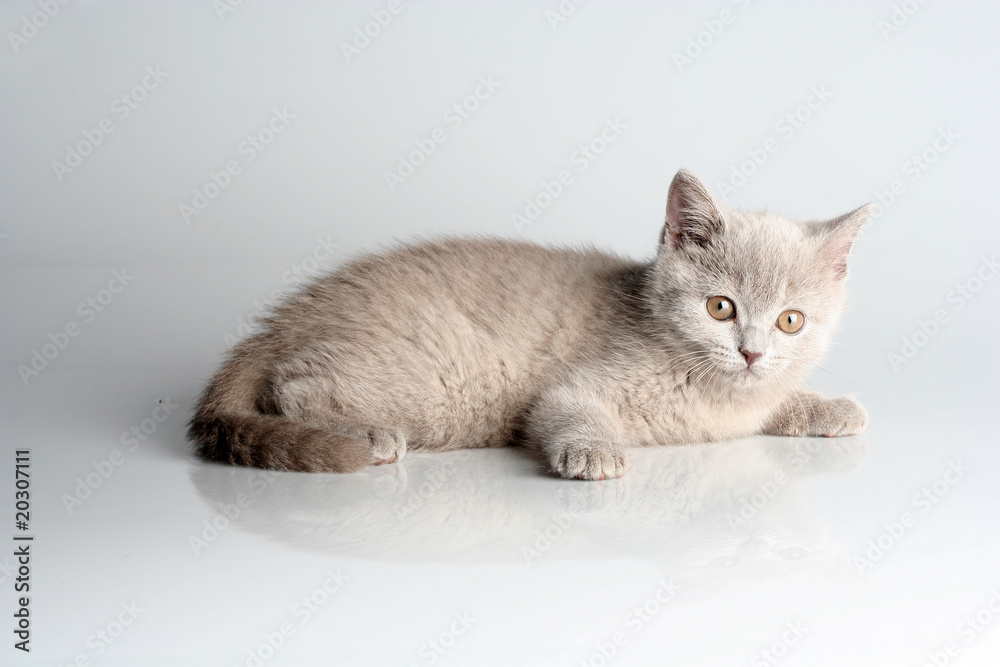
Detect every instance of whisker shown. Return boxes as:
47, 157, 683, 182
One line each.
693, 361, 716, 386
813, 366, 865, 393
684, 359, 715, 378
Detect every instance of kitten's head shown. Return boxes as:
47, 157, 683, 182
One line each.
647, 169, 871, 387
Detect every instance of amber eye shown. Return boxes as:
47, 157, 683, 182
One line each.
777, 310, 805, 334
707, 296, 735, 321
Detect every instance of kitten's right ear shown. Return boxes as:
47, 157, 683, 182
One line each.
662, 169, 725, 250
809, 203, 873, 279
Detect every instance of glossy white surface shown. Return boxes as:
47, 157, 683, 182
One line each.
4, 372, 1000, 666
2, 1, 999, 665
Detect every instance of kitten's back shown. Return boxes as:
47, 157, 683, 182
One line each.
190, 238, 642, 470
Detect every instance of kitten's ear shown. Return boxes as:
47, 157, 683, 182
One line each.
810, 204, 873, 279
662, 169, 725, 249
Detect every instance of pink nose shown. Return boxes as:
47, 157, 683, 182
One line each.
741, 349, 763, 367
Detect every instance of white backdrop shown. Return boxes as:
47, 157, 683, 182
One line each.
3, 1, 998, 426
3, 2, 1000, 665
2, 1, 998, 413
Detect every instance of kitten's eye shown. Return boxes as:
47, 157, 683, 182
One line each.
707, 296, 735, 321
776, 310, 805, 334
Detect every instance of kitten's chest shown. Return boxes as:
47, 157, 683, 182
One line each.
622, 370, 782, 446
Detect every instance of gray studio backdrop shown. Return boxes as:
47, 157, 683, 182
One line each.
2, 1, 998, 433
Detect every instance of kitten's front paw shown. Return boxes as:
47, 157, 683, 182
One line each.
770, 396, 868, 438
550, 440, 628, 481
367, 427, 407, 465
815, 396, 868, 437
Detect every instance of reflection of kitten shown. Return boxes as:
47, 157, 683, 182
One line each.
190, 169, 870, 479
188, 436, 868, 591
581, 439, 863, 587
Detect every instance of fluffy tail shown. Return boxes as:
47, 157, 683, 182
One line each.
188, 340, 370, 473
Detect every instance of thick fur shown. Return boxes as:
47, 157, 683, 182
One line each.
189, 170, 870, 479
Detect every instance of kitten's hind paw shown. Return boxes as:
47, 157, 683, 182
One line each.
368, 427, 407, 465
550, 440, 628, 481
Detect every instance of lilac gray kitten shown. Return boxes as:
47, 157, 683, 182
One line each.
189, 169, 870, 480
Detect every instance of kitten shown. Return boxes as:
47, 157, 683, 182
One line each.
189, 169, 870, 480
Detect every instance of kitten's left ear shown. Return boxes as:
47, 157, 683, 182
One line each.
662, 169, 726, 250
809, 204, 873, 279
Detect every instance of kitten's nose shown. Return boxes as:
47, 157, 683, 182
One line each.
741, 349, 763, 367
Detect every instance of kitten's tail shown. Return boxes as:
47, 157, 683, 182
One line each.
187, 339, 370, 473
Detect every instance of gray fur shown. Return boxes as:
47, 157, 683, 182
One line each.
189, 169, 870, 479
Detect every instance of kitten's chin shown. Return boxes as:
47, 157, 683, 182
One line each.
724, 363, 771, 387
